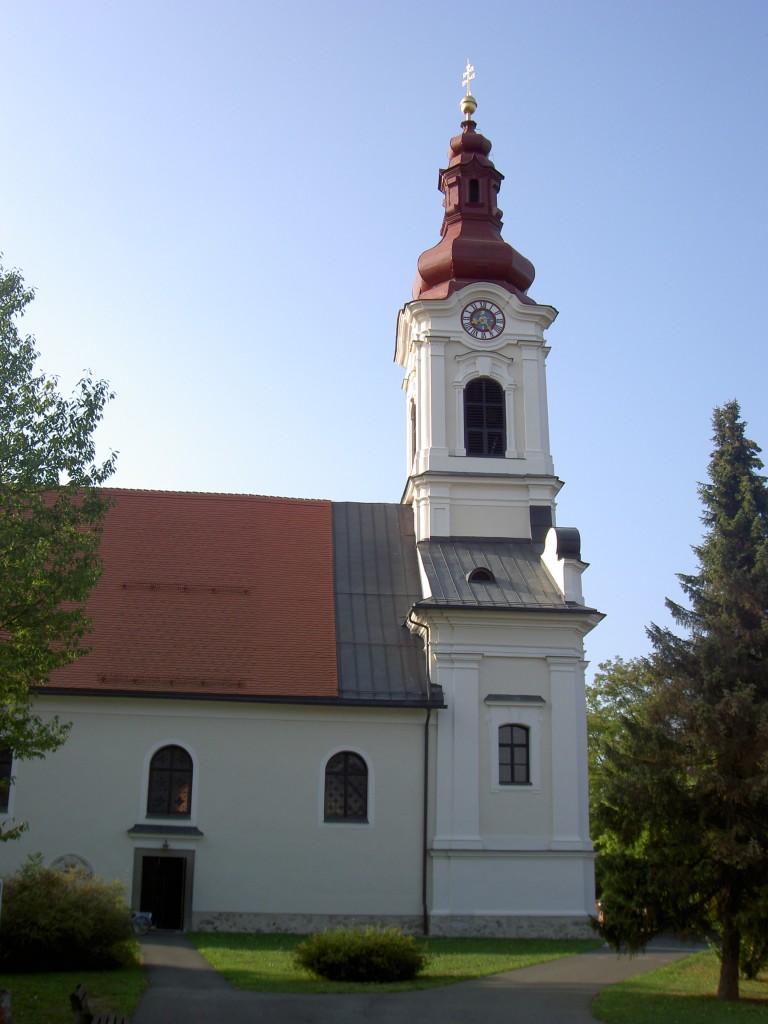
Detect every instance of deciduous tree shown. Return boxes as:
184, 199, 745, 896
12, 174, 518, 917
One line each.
593, 401, 768, 1001
0, 261, 115, 840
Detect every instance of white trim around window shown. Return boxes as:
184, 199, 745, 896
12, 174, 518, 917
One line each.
486, 698, 545, 793
138, 740, 199, 825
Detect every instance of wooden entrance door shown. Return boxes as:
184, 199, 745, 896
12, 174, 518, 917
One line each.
140, 855, 186, 930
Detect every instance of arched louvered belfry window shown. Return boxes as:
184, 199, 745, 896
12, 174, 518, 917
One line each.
147, 745, 193, 817
498, 724, 530, 785
324, 751, 368, 822
464, 377, 506, 456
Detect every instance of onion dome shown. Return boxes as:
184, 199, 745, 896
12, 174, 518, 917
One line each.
413, 92, 536, 302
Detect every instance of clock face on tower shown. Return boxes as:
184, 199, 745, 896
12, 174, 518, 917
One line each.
461, 300, 505, 341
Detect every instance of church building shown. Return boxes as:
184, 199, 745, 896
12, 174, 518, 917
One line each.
0, 85, 601, 937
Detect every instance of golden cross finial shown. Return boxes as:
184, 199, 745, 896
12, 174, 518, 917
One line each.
462, 60, 475, 96
460, 60, 477, 120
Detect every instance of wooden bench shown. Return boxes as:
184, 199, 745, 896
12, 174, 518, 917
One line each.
70, 984, 131, 1024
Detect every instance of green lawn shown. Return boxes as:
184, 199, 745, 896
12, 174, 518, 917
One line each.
0, 967, 146, 1024
8, 936, 765, 1024
593, 952, 768, 1023
188, 932, 602, 992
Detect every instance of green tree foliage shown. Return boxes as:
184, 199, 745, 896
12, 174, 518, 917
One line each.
0, 261, 115, 840
592, 402, 768, 1001
586, 656, 654, 832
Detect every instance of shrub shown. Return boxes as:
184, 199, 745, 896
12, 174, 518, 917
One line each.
294, 925, 428, 983
0, 854, 138, 972
740, 936, 768, 981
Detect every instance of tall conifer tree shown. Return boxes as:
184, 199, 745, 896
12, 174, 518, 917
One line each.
595, 401, 768, 1001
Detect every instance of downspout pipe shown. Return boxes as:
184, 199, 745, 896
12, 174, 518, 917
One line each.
422, 704, 431, 936
409, 608, 433, 937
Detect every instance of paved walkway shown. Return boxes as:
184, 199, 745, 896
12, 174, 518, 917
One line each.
132, 933, 703, 1024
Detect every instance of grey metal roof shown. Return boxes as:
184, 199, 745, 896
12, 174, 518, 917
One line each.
332, 503, 438, 705
417, 538, 570, 610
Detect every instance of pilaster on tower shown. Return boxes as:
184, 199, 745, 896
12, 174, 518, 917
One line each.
396, 91, 562, 544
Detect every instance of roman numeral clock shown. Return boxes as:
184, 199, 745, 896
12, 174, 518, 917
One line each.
460, 299, 505, 341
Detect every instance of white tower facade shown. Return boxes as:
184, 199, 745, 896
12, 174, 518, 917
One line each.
396, 283, 559, 543
398, 92, 601, 936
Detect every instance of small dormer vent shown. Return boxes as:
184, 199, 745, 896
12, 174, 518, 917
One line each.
467, 567, 495, 583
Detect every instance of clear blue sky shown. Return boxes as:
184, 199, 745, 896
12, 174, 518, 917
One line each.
2, 0, 767, 677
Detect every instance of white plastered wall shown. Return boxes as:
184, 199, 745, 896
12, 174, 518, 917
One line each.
0, 697, 432, 926
424, 610, 596, 929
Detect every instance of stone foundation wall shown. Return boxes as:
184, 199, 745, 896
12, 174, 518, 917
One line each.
192, 910, 593, 939
427, 914, 595, 939
192, 912, 425, 934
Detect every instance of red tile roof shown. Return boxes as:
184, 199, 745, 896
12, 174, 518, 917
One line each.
47, 489, 339, 700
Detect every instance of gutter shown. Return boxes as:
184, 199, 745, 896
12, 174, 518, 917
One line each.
422, 704, 431, 936
407, 606, 435, 937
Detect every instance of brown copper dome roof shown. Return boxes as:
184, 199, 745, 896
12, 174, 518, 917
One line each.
413, 116, 536, 302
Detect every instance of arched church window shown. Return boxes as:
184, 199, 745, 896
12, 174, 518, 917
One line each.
464, 377, 505, 456
147, 745, 193, 817
499, 724, 530, 785
0, 749, 12, 813
324, 751, 368, 822
410, 401, 417, 464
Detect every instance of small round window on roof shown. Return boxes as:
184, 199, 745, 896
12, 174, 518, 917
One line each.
467, 567, 495, 583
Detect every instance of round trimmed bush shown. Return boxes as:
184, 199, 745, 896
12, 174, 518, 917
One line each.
0, 854, 138, 972
294, 925, 428, 983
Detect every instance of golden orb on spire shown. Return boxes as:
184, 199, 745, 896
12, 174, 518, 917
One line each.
460, 93, 477, 120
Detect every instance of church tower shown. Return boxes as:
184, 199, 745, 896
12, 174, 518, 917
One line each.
396, 83, 560, 549
399, 75, 602, 936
